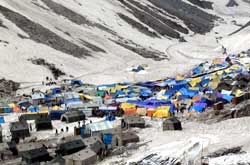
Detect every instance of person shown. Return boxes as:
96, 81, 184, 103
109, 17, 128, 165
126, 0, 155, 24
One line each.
61, 128, 64, 133
222, 46, 227, 55
55, 129, 58, 135
1, 153, 4, 160
225, 56, 233, 66
66, 126, 69, 132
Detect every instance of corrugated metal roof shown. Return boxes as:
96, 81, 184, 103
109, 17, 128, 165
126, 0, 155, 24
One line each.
87, 121, 113, 132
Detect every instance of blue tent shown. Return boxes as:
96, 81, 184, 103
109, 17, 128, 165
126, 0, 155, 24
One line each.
103, 133, 112, 145
192, 66, 202, 75
105, 116, 116, 121
71, 80, 83, 86
51, 87, 61, 95
132, 65, 144, 72
28, 106, 40, 112
172, 81, 188, 90
18, 101, 30, 108
0, 116, 5, 124
189, 103, 207, 112
2, 106, 13, 113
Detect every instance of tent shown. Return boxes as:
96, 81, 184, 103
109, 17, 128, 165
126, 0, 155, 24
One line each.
0, 116, 4, 124
71, 80, 83, 86
51, 87, 61, 95
28, 106, 40, 113
153, 109, 170, 118
8, 103, 21, 112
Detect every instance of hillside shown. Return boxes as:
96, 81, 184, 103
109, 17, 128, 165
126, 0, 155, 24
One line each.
0, 0, 250, 85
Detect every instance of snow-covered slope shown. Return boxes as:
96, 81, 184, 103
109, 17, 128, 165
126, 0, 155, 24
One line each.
0, 0, 250, 84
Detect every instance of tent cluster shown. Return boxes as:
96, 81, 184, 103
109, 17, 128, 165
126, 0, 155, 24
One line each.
1, 52, 250, 124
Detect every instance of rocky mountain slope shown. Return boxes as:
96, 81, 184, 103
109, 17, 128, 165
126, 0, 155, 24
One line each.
0, 0, 250, 84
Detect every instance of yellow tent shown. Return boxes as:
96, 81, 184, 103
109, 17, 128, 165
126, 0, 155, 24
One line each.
153, 106, 170, 118
51, 105, 63, 110
158, 95, 168, 100
233, 89, 243, 97
189, 77, 202, 87
176, 75, 184, 81
120, 103, 136, 110
153, 109, 170, 118
208, 75, 220, 89
79, 93, 93, 100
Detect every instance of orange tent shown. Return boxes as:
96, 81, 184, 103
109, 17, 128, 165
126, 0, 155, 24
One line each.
124, 108, 137, 115
147, 109, 156, 117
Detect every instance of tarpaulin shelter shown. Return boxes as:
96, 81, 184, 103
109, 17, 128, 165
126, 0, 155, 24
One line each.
172, 80, 188, 90
192, 66, 203, 75
51, 87, 62, 95
189, 103, 207, 112
71, 80, 83, 86
95, 90, 106, 97
0, 116, 4, 124
8, 103, 21, 112
0, 105, 13, 113
153, 106, 170, 118
28, 106, 40, 113
17, 101, 30, 109
132, 65, 145, 72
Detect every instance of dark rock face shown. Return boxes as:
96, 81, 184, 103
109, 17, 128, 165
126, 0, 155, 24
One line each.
148, 0, 217, 34
111, 38, 168, 61
117, 13, 159, 38
0, 5, 92, 58
187, 0, 213, 9
28, 58, 66, 80
41, 0, 115, 35
118, 0, 181, 39
79, 39, 106, 53
0, 79, 20, 98
226, 0, 239, 7
122, 0, 189, 34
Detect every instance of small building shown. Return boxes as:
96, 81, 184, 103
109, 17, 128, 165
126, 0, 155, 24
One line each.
19, 113, 49, 121
31, 92, 45, 106
21, 147, 50, 164
116, 132, 140, 146
10, 121, 30, 142
57, 139, 86, 156
64, 148, 97, 165
17, 142, 44, 156
86, 121, 114, 136
82, 136, 105, 155
46, 155, 65, 165
61, 110, 86, 123
162, 117, 182, 131
121, 114, 145, 129
35, 116, 53, 131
